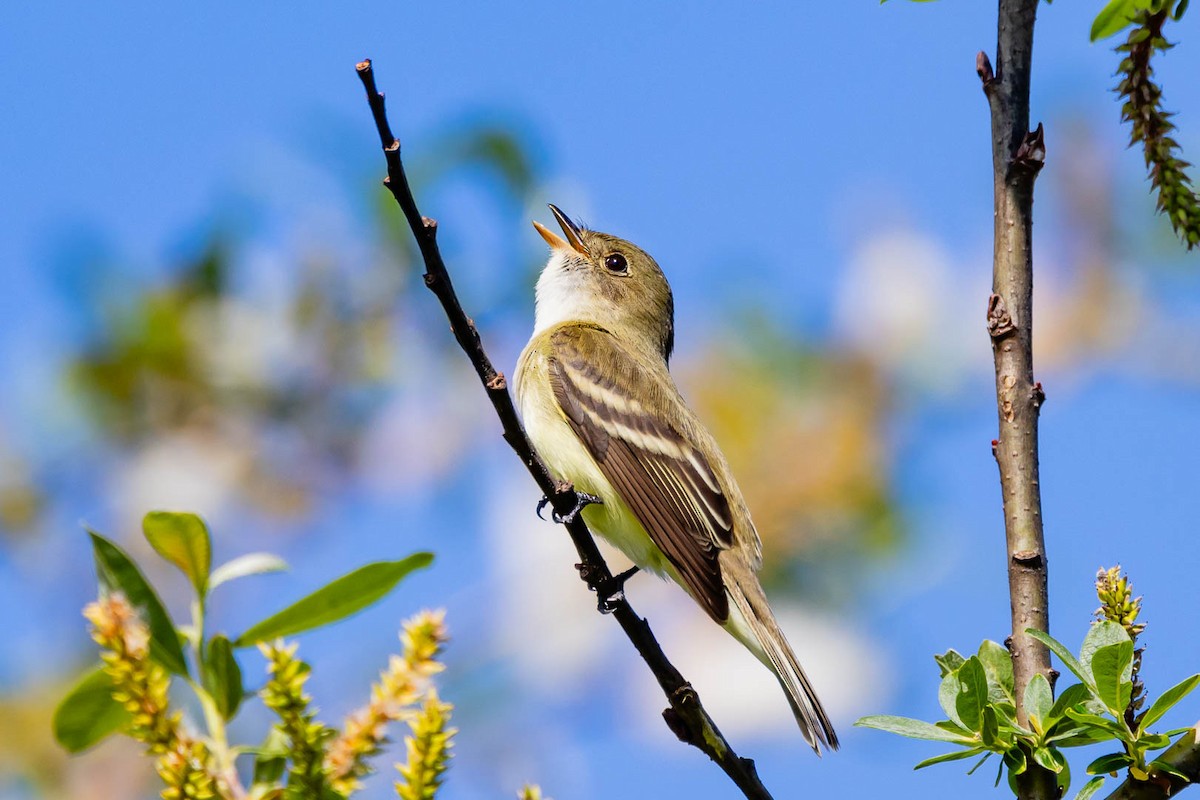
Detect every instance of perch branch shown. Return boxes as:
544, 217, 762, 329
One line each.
980, 2, 1054, 799
355, 59, 775, 800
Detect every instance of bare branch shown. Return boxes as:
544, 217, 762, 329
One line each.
355, 59, 775, 800
981, 3, 1055, 799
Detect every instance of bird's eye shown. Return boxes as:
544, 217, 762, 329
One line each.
604, 253, 628, 273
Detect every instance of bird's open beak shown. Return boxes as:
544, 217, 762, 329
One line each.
533, 204, 589, 255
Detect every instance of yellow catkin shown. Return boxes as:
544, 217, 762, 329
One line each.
258, 640, 333, 797
325, 610, 449, 796
85, 594, 219, 800
394, 690, 455, 800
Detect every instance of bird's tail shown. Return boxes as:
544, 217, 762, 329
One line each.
726, 577, 839, 754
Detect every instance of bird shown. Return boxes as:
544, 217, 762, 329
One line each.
514, 204, 838, 753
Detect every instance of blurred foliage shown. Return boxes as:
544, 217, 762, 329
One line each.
683, 319, 900, 597
56, 120, 546, 523
0, 437, 43, 533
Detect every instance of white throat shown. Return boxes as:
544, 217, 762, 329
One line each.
532, 250, 599, 334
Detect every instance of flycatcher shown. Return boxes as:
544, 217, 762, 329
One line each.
515, 205, 838, 753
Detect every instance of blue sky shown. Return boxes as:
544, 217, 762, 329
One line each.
3, 2, 1200, 799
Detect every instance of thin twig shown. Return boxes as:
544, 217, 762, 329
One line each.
355, 59, 775, 800
979, 3, 1055, 800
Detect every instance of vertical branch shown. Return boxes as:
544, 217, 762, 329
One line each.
979, 2, 1054, 799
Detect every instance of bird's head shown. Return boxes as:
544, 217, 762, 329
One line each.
532, 204, 675, 361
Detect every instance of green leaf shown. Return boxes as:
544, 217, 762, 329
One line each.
232, 553, 433, 647
935, 649, 966, 677
855, 715, 977, 743
955, 657, 989, 733
1091, 641, 1134, 715
939, 670, 963, 726
143, 511, 212, 597
1048, 724, 1120, 747
1087, 752, 1133, 774
203, 634, 244, 720
982, 705, 1002, 749
209, 553, 288, 592
990, 699, 1020, 729
967, 751, 994, 776
1140, 732, 1172, 749
1139, 674, 1200, 732
90, 531, 188, 675
1004, 746, 1028, 776
1081, 622, 1130, 677
1033, 745, 1068, 774
914, 747, 986, 770
1025, 673, 1054, 729
1148, 759, 1192, 781
252, 727, 290, 787
1074, 776, 1106, 800
52, 665, 130, 752
1050, 682, 1103, 721
936, 719, 975, 737
1091, 0, 1141, 40
978, 640, 1015, 703
1065, 708, 1132, 742
1026, 629, 1090, 688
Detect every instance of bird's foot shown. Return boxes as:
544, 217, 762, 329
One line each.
575, 563, 640, 614
537, 490, 603, 524
557, 491, 603, 524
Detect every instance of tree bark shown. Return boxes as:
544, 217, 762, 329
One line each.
980, 2, 1054, 799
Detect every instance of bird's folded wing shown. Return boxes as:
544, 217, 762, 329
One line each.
548, 326, 733, 622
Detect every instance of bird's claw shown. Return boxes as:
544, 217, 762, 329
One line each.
537, 491, 603, 524
555, 491, 602, 524
594, 565, 640, 614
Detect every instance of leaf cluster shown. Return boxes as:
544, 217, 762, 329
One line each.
53, 511, 434, 799
857, 624, 1199, 798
